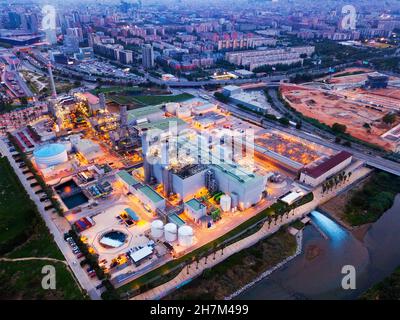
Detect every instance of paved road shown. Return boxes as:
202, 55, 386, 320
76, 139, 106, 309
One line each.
0, 139, 102, 300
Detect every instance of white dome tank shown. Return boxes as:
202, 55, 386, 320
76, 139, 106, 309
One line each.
220, 194, 232, 212
165, 102, 180, 115
164, 223, 177, 242
176, 105, 191, 119
33, 143, 68, 169
151, 220, 164, 239
178, 225, 194, 247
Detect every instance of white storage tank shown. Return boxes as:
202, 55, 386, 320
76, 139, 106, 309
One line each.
176, 105, 191, 119
220, 194, 232, 212
164, 223, 177, 242
165, 102, 180, 115
33, 143, 68, 169
151, 220, 164, 239
178, 225, 194, 247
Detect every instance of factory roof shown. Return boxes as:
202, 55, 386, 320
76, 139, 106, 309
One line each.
302, 151, 352, 179
80, 92, 99, 105
280, 190, 305, 206
223, 85, 241, 91
130, 246, 153, 263
116, 170, 140, 186
138, 185, 164, 204
185, 198, 205, 211
127, 105, 164, 122
169, 213, 186, 227
135, 117, 186, 132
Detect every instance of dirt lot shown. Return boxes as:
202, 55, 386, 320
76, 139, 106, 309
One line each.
280, 83, 399, 150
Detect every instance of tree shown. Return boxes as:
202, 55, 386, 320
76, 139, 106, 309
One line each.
332, 122, 347, 134
335, 136, 342, 143
278, 117, 290, 126
363, 123, 371, 129
343, 141, 351, 147
382, 113, 396, 125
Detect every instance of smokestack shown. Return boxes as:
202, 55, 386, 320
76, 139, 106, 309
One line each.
47, 62, 57, 99
161, 140, 169, 167
99, 93, 106, 110
141, 132, 149, 157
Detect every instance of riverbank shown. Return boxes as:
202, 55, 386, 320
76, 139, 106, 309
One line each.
319, 171, 400, 240
361, 265, 400, 300
164, 229, 297, 300
238, 195, 400, 300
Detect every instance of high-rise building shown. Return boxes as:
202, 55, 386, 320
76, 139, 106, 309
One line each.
66, 27, 83, 42
63, 35, 80, 54
119, 50, 133, 64
24, 13, 39, 33
8, 12, 21, 29
45, 29, 58, 45
142, 44, 154, 69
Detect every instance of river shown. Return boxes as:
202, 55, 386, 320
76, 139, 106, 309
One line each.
237, 195, 400, 300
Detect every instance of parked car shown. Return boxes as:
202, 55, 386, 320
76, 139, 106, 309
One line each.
95, 283, 104, 290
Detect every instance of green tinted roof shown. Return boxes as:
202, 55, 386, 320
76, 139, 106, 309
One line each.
135, 117, 186, 132
127, 105, 164, 122
116, 170, 139, 186
185, 198, 205, 211
138, 185, 164, 204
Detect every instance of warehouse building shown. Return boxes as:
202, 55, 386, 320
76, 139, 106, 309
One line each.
184, 198, 207, 222
127, 105, 165, 125
299, 151, 353, 187
116, 170, 166, 212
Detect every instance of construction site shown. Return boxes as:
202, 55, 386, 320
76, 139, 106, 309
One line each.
280, 69, 400, 151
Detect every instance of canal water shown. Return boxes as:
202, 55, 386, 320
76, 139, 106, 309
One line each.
237, 195, 400, 300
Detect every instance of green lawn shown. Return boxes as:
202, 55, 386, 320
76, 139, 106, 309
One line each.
130, 93, 194, 105
0, 157, 37, 250
0, 157, 85, 299
109, 93, 194, 106
0, 260, 83, 300
90, 86, 142, 95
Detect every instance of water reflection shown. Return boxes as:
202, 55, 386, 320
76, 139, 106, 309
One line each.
237, 196, 400, 300
310, 210, 347, 247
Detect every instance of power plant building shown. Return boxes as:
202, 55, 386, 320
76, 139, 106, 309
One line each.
142, 132, 267, 209
184, 198, 207, 222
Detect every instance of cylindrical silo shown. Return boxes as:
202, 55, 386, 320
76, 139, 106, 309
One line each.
33, 143, 68, 169
151, 220, 164, 239
165, 102, 180, 115
220, 194, 232, 212
164, 223, 177, 242
176, 105, 191, 119
178, 225, 194, 247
